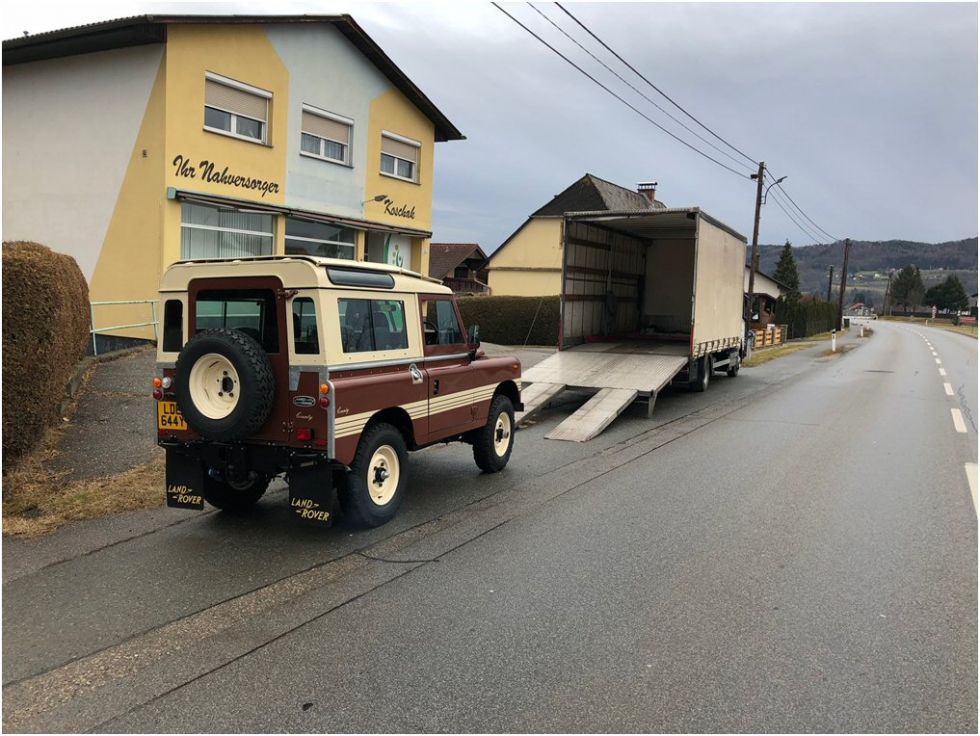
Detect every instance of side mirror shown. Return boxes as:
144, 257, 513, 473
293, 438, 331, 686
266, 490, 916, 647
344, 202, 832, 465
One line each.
467, 324, 481, 355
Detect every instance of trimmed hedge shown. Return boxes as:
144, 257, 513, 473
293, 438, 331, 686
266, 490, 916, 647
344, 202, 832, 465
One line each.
2, 241, 91, 467
457, 295, 560, 346
773, 296, 838, 339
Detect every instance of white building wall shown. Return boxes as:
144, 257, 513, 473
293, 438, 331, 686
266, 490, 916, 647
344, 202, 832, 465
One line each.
2, 45, 164, 280
265, 24, 390, 218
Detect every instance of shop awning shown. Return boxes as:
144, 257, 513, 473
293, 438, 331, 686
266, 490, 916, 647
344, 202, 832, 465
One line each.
167, 187, 433, 239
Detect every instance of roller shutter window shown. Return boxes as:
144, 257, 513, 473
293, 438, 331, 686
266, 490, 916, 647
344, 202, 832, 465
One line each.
204, 76, 269, 143
380, 133, 420, 182
300, 109, 351, 164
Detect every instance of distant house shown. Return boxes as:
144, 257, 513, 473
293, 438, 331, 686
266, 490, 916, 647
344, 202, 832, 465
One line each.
428, 243, 489, 294
485, 173, 665, 297
744, 267, 788, 326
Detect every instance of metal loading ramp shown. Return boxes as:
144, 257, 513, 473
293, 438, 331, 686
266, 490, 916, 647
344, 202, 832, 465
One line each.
519, 342, 689, 441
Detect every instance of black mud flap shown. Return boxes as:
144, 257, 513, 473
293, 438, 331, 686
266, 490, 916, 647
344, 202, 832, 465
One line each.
288, 468, 338, 527
165, 450, 205, 510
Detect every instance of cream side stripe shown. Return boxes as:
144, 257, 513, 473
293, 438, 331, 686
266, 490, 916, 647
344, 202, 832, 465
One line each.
334, 383, 501, 438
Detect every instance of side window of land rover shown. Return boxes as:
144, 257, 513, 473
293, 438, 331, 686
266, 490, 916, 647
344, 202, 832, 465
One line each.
338, 298, 408, 353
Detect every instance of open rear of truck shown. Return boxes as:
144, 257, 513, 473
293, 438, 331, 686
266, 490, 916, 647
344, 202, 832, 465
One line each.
520, 208, 746, 441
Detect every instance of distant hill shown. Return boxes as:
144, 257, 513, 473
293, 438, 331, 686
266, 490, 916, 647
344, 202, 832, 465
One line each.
753, 237, 978, 306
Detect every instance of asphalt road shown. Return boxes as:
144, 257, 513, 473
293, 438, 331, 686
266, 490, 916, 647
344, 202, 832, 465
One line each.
2, 322, 976, 732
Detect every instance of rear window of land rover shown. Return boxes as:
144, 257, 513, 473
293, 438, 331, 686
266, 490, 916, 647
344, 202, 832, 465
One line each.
326, 268, 395, 289
195, 289, 279, 352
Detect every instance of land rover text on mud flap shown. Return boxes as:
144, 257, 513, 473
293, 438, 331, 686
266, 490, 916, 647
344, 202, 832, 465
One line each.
154, 256, 523, 528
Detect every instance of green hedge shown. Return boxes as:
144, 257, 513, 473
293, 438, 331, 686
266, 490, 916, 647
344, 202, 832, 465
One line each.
457, 295, 560, 346
2, 241, 91, 467
773, 296, 838, 339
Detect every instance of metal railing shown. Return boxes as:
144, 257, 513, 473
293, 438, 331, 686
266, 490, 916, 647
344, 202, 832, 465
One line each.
90, 300, 159, 356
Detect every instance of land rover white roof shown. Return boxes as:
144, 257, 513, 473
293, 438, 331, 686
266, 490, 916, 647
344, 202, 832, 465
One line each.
160, 255, 451, 294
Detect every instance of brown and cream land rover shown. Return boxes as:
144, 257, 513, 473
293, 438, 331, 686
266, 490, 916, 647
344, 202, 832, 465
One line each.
155, 255, 522, 528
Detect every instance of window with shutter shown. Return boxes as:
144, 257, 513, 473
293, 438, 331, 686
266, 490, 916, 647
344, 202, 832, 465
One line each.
300, 107, 352, 165
380, 132, 421, 183
203, 73, 271, 144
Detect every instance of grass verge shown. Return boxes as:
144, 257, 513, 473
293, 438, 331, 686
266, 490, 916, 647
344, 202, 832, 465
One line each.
879, 315, 978, 338
3, 447, 164, 538
743, 341, 818, 367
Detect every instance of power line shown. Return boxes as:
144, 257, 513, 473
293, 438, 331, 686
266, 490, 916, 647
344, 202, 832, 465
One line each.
767, 186, 826, 245
491, 2, 752, 179
555, 2, 759, 168
527, 2, 754, 175
768, 173, 841, 242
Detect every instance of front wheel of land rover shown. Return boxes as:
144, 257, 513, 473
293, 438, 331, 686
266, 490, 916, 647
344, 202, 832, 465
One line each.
339, 422, 408, 528
201, 472, 269, 512
472, 394, 515, 473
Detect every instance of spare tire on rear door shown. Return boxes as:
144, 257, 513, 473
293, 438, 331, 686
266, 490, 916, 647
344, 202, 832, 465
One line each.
174, 328, 276, 441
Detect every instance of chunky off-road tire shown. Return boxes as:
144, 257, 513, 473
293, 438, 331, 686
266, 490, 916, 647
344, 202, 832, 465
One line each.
726, 349, 741, 377
691, 355, 712, 392
473, 394, 515, 473
201, 472, 269, 512
174, 328, 275, 442
338, 422, 408, 528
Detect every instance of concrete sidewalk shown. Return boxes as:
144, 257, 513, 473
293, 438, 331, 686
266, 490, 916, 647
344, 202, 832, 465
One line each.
48, 347, 160, 482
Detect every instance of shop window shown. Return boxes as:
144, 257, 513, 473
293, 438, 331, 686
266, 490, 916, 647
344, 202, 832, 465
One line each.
292, 297, 320, 355
421, 299, 463, 346
196, 289, 279, 353
285, 218, 356, 260
180, 202, 274, 260
204, 73, 270, 144
380, 132, 420, 183
300, 106, 351, 165
338, 298, 408, 353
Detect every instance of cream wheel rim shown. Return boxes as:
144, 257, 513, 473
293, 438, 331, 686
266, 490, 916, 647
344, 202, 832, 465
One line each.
367, 444, 399, 506
493, 412, 512, 457
188, 353, 241, 419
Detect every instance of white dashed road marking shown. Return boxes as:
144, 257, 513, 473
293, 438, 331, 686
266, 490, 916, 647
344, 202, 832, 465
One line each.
951, 408, 967, 434
935, 358, 942, 365
944, 383, 955, 396
939, 368, 947, 377
966, 464, 978, 516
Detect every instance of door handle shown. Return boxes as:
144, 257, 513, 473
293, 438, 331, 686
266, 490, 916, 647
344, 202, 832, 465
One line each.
433, 379, 440, 395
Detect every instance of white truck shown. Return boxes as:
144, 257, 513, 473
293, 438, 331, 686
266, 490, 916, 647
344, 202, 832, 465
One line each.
520, 207, 748, 441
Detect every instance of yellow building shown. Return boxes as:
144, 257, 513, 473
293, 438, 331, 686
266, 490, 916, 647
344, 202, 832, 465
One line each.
487, 174, 664, 296
2, 15, 463, 348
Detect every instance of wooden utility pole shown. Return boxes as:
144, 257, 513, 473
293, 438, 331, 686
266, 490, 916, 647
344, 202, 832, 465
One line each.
746, 161, 766, 322
837, 238, 852, 330
826, 266, 834, 302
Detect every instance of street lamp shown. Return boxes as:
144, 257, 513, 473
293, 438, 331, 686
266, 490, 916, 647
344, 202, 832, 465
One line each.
762, 175, 787, 204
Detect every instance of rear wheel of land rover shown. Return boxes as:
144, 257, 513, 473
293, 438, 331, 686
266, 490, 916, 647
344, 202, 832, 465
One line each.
473, 394, 515, 473
202, 473, 270, 512
174, 328, 275, 441
339, 422, 408, 528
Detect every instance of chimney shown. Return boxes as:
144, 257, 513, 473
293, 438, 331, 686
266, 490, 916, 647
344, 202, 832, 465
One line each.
637, 181, 658, 205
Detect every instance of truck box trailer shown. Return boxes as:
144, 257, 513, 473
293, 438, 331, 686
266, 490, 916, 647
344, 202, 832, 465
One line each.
520, 208, 748, 441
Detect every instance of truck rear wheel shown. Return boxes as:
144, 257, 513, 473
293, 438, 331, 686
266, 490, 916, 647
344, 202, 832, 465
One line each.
473, 394, 515, 473
202, 472, 269, 512
691, 355, 712, 392
338, 422, 408, 528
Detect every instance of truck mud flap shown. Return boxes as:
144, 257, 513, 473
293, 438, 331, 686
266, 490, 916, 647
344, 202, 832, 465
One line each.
288, 468, 338, 527
165, 450, 205, 510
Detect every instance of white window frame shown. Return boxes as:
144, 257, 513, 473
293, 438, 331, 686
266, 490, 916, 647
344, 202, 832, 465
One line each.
300, 105, 353, 166
203, 72, 271, 145
380, 131, 421, 184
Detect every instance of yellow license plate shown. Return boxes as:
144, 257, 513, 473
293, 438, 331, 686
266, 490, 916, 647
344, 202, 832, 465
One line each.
158, 401, 188, 431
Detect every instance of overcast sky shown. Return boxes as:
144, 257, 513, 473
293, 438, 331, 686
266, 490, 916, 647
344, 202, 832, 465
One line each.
4, 1, 977, 252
